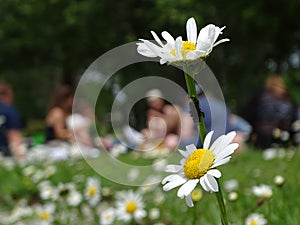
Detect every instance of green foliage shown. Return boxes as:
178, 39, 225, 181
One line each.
0, 0, 299, 125
0, 147, 299, 224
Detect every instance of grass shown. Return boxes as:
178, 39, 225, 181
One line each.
0, 145, 299, 225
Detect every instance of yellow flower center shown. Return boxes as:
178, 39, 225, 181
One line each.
39, 212, 50, 220
171, 41, 196, 58
88, 186, 96, 197
125, 201, 137, 214
181, 41, 196, 56
104, 214, 112, 221
249, 220, 258, 225
184, 149, 215, 179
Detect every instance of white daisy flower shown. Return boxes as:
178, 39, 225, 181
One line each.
228, 192, 238, 201
85, 177, 101, 207
245, 213, 267, 225
67, 190, 82, 207
23, 165, 36, 176
35, 203, 55, 225
137, 17, 229, 64
274, 175, 285, 186
115, 190, 146, 223
162, 130, 238, 207
149, 208, 160, 220
38, 181, 54, 200
223, 179, 239, 192
252, 184, 273, 199
99, 208, 115, 225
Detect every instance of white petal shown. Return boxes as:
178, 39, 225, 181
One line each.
177, 179, 199, 198
211, 26, 226, 44
204, 174, 219, 192
203, 131, 214, 149
196, 41, 212, 55
207, 169, 221, 178
186, 144, 197, 154
215, 143, 239, 162
161, 31, 175, 44
210, 134, 224, 153
175, 36, 183, 59
178, 149, 189, 158
213, 131, 236, 155
163, 178, 187, 191
199, 176, 209, 192
186, 17, 197, 43
180, 158, 186, 166
213, 38, 230, 47
164, 164, 182, 173
185, 50, 202, 59
160, 58, 167, 65
143, 40, 165, 58
212, 156, 231, 168
198, 24, 211, 43
134, 209, 146, 220
137, 42, 158, 58
185, 194, 194, 207
151, 31, 164, 47
162, 174, 183, 185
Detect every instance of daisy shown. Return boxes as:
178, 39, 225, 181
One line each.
137, 17, 229, 64
67, 190, 82, 207
99, 208, 115, 225
162, 130, 238, 207
84, 177, 101, 207
191, 188, 203, 202
252, 184, 273, 199
273, 175, 285, 186
35, 204, 55, 225
38, 181, 54, 200
245, 213, 267, 225
115, 190, 146, 223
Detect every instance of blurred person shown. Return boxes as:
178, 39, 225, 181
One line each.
0, 82, 24, 159
244, 74, 297, 148
69, 99, 96, 147
141, 89, 181, 149
180, 86, 251, 149
45, 84, 75, 142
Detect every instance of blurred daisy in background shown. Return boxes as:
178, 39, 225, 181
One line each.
245, 213, 267, 225
99, 208, 115, 225
38, 181, 55, 201
35, 203, 55, 225
84, 177, 101, 207
252, 184, 273, 199
274, 175, 285, 187
115, 190, 146, 223
67, 189, 82, 207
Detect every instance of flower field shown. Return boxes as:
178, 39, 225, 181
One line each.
0, 146, 299, 225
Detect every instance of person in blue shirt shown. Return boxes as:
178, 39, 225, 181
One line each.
0, 82, 23, 159
180, 86, 251, 149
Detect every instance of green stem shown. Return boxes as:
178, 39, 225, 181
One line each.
184, 72, 207, 143
183, 66, 229, 225
215, 179, 229, 225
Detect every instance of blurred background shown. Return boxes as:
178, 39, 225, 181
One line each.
1, 0, 300, 136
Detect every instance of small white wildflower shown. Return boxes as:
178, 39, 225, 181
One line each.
252, 184, 273, 198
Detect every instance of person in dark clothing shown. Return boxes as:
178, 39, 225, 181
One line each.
0, 82, 23, 159
45, 84, 74, 142
244, 74, 297, 148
